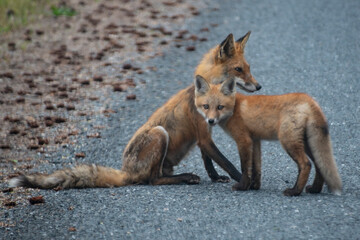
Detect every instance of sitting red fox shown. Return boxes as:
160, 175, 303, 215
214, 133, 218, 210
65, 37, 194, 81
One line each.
195, 31, 261, 92
194, 75, 342, 196
9, 32, 260, 190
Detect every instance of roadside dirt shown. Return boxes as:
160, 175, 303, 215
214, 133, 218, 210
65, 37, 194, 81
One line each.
0, 0, 217, 208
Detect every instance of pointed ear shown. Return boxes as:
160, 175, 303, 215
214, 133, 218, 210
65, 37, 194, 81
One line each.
236, 31, 251, 51
221, 78, 235, 96
218, 33, 236, 60
195, 75, 210, 95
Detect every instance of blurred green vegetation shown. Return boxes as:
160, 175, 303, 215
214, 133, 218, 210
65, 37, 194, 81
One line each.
50, 5, 76, 17
0, 0, 51, 33
0, 0, 77, 34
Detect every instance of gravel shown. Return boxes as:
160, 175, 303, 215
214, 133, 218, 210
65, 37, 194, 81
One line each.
1, 0, 360, 239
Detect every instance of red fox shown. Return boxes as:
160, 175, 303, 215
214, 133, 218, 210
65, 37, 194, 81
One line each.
195, 31, 261, 92
9, 32, 258, 190
195, 75, 342, 196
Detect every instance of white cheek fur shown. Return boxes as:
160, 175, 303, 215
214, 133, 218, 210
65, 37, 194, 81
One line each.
234, 77, 257, 91
196, 108, 207, 119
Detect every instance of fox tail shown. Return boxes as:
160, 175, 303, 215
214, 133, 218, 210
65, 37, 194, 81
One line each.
8, 164, 131, 189
307, 109, 342, 195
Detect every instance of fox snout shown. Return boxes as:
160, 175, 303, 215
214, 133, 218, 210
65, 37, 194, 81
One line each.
245, 81, 262, 91
207, 118, 217, 126
235, 76, 261, 92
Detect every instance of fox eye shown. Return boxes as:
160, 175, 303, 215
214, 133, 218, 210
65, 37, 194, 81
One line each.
203, 104, 209, 109
217, 105, 224, 110
235, 67, 243, 73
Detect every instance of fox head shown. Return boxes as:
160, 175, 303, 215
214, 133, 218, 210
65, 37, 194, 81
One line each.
195, 32, 261, 93
194, 75, 236, 126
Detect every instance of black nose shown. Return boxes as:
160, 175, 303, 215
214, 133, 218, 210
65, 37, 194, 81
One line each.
208, 119, 214, 124
256, 84, 262, 90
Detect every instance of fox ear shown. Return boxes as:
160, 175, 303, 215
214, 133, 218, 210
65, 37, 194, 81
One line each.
195, 75, 210, 95
219, 33, 236, 60
221, 78, 235, 96
236, 31, 251, 51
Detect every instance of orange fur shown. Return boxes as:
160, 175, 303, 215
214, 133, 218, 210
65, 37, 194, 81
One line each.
195, 32, 261, 92
196, 77, 342, 196
9, 33, 259, 190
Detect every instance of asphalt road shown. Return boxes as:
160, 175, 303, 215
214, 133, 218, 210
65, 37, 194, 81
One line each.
2, 0, 360, 239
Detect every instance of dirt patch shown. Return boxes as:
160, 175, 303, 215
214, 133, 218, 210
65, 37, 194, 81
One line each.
0, 0, 219, 208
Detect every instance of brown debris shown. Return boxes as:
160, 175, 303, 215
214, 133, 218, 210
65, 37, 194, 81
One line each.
8, 42, 16, 51
93, 75, 103, 82
16, 98, 25, 103
0, 144, 11, 149
37, 137, 49, 145
68, 227, 77, 232
186, 46, 196, 51
28, 144, 40, 150
45, 104, 56, 110
9, 127, 20, 135
126, 94, 136, 100
29, 196, 45, 205
87, 132, 101, 138
26, 116, 39, 128
80, 80, 90, 85
3, 86, 13, 93
4, 201, 17, 208
112, 84, 126, 92
2, 188, 14, 193
54, 117, 67, 123
75, 152, 86, 158
0, 72, 14, 79
122, 63, 132, 70
66, 104, 76, 111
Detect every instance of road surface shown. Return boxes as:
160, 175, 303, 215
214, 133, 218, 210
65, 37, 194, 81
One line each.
1, 0, 360, 239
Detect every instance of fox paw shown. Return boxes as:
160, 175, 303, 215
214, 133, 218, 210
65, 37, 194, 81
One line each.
250, 181, 261, 190
212, 175, 230, 183
250, 175, 261, 190
283, 188, 301, 197
232, 182, 250, 191
305, 185, 322, 194
185, 174, 200, 184
232, 176, 250, 191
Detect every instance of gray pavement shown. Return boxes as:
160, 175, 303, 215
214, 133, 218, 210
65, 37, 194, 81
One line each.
2, 0, 360, 239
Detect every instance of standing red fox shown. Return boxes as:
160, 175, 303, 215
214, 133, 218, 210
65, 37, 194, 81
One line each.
9, 32, 260, 189
195, 75, 342, 196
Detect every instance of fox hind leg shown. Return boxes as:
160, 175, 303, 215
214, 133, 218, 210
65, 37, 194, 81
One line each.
146, 126, 200, 185
304, 140, 324, 193
281, 141, 311, 196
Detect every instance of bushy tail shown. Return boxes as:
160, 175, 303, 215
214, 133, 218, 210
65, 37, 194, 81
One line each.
8, 164, 131, 189
307, 113, 342, 195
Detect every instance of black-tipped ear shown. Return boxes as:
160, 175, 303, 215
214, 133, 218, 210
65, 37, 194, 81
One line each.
236, 31, 251, 50
195, 75, 210, 95
219, 33, 236, 59
221, 78, 235, 95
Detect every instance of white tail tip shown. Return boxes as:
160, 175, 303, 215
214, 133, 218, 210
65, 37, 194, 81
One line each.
332, 190, 342, 196
8, 177, 21, 188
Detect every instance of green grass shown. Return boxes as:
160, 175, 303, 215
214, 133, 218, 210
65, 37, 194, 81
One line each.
50, 5, 77, 17
0, 0, 51, 33
0, 0, 78, 34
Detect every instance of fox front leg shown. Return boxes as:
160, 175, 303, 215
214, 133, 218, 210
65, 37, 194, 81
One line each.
201, 150, 230, 183
198, 139, 242, 182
